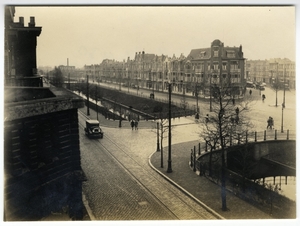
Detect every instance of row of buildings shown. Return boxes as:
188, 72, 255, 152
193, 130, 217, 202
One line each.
65, 40, 294, 96
246, 58, 295, 89
83, 39, 247, 97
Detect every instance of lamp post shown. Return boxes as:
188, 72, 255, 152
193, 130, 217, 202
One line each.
96, 84, 98, 120
167, 82, 172, 173
156, 122, 160, 152
281, 68, 286, 133
86, 74, 90, 116
275, 62, 278, 107
210, 74, 212, 112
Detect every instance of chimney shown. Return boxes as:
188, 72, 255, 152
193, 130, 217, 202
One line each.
19, 17, 24, 26
28, 16, 35, 27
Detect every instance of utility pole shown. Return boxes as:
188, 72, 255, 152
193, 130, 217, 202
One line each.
86, 74, 90, 116
167, 83, 172, 173
156, 122, 160, 152
281, 67, 286, 133
276, 62, 278, 107
67, 58, 70, 90
96, 84, 98, 120
210, 74, 212, 112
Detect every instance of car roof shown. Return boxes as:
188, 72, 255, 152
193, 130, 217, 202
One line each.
86, 120, 100, 124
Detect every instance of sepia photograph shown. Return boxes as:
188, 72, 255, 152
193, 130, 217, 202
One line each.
2, 1, 298, 225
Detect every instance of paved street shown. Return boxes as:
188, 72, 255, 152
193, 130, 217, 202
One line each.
76, 82, 296, 220
78, 110, 219, 220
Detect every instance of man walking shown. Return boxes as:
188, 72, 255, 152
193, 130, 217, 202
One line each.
130, 120, 135, 130
134, 120, 139, 130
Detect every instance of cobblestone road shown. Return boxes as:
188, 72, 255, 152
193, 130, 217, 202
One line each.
79, 113, 219, 220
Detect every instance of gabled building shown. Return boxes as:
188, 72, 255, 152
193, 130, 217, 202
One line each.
184, 39, 246, 96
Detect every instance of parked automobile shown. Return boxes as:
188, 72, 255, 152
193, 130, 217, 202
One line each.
84, 120, 103, 139
246, 81, 255, 88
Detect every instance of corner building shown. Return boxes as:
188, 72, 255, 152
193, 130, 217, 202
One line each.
183, 39, 246, 96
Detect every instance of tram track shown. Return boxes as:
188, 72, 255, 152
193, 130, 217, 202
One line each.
78, 111, 219, 220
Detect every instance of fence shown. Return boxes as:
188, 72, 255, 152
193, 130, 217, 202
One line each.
189, 129, 296, 173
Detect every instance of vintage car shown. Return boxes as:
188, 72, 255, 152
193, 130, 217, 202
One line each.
84, 119, 103, 139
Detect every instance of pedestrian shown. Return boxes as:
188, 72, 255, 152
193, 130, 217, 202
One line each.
134, 120, 139, 130
235, 107, 239, 115
262, 94, 266, 102
270, 117, 274, 129
249, 89, 252, 95
267, 117, 271, 129
235, 115, 239, 124
205, 114, 209, 123
130, 120, 134, 130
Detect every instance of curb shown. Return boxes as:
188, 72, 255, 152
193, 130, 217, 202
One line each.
148, 151, 225, 220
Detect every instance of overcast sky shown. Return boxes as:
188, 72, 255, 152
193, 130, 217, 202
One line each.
13, 5, 296, 69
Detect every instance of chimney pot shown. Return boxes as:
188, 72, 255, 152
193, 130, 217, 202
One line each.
28, 16, 35, 27
19, 17, 24, 26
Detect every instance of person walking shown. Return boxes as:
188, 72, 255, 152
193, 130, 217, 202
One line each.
130, 120, 135, 130
262, 94, 266, 102
134, 120, 139, 130
270, 117, 274, 129
267, 117, 272, 129
205, 114, 209, 123
249, 89, 252, 95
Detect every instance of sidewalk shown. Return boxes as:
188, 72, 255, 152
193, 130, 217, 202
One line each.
149, 142, 274, 219
80, 105, 274, 219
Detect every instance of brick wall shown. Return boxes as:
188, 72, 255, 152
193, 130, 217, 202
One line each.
4, 109, 84, 220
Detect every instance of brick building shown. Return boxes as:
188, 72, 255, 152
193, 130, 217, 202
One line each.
246, 58, 295, 89
86, 39, 246, 97
4, 6, 85, 220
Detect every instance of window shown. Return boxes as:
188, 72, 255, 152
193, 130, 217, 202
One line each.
213, 62, 219, 70
222, 62, 227, 70
207, 63, 211, 70
227, 51, 235, 58
200, 51, 206, 58
214, 50, 218, 57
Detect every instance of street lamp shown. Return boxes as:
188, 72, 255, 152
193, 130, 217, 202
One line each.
167, 82, 172, 173
86, 74, 90, 116
96, 84, 98, 120
281, 68, 286, 133
209, 74, 212, 112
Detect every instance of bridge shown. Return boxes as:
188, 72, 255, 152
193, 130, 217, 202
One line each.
190, 129, 296, 181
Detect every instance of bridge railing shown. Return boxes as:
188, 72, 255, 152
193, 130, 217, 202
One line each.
189, 129, 296, 173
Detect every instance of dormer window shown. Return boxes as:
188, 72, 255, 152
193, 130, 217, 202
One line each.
227, 51, 235, 58
199, 51, 206, 58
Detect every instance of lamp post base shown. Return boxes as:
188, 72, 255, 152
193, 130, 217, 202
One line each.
167, 160, 172, 173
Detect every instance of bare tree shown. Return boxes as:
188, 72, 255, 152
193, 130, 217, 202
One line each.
200, 84, 253, 211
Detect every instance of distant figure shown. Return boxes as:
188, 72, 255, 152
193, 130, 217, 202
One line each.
267, 116, 274, 129
270, 117, 274, 129
232, 98, 235, 105
262, 94, 266, 102
130, 120, 134, 130
249, 89, 252, 95
134, 120, 139, 130
235, 107, 240, 115
205, 114, 209, 123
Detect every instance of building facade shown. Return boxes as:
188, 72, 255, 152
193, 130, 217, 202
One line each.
246, 58, 295, 89
85, 39, 246, 97
4, 6, 85, 220
5, 7, 42, 87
